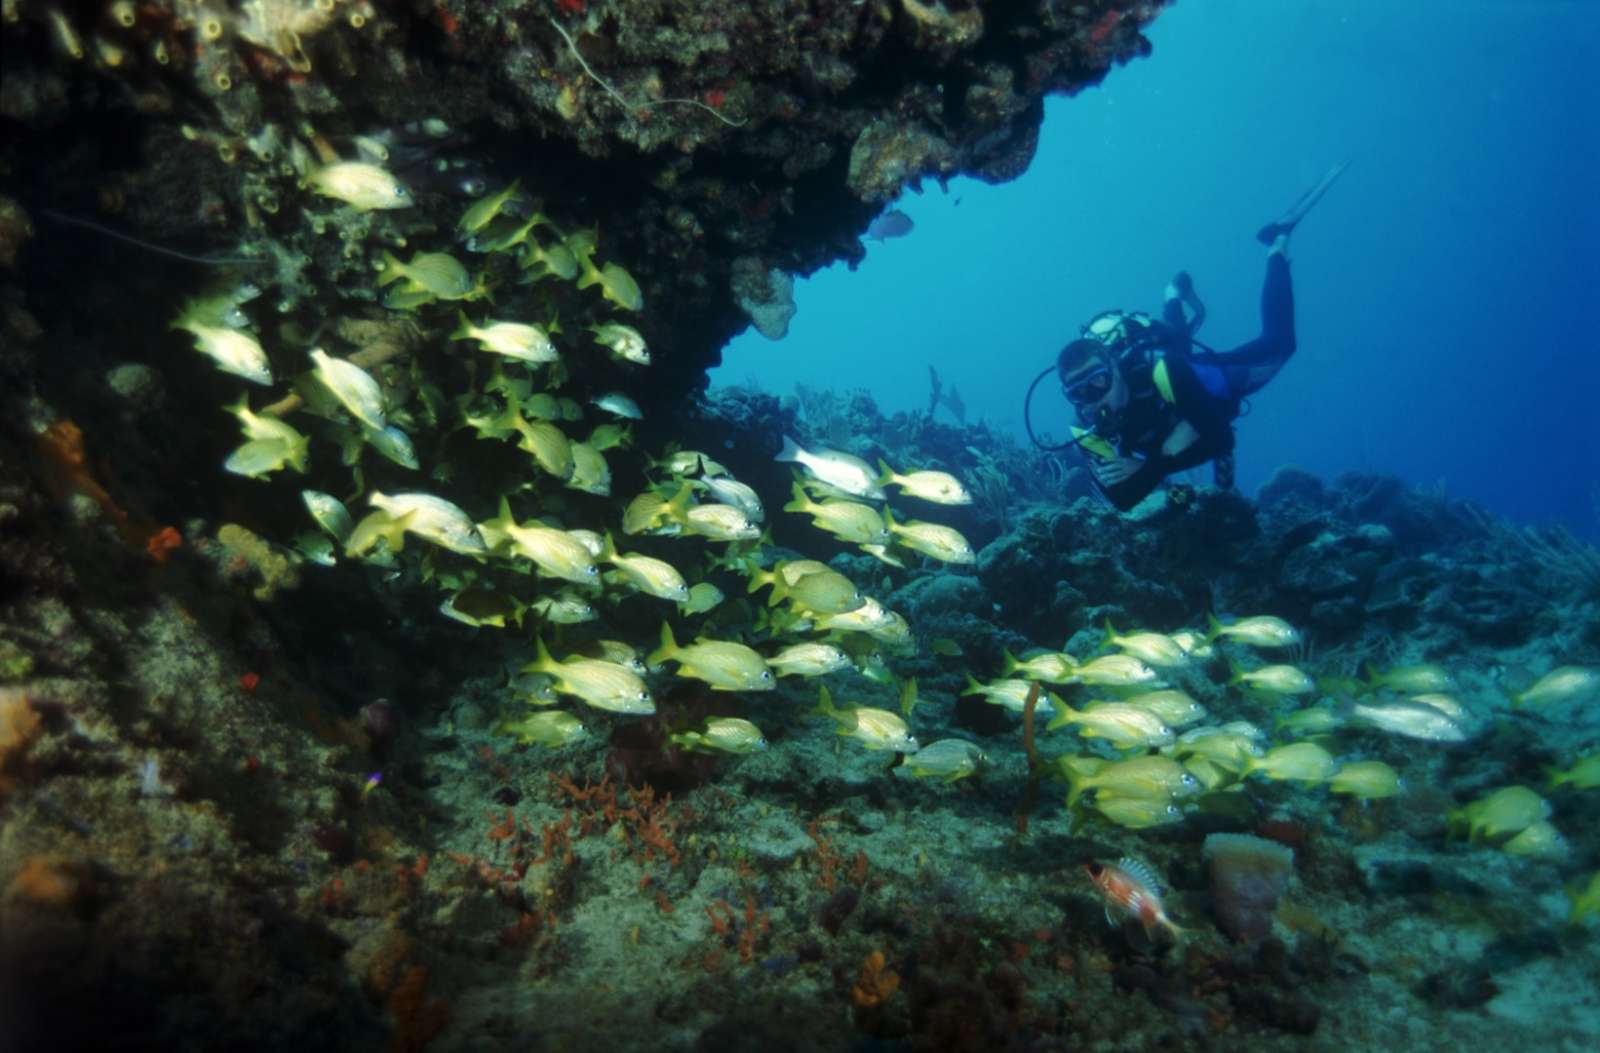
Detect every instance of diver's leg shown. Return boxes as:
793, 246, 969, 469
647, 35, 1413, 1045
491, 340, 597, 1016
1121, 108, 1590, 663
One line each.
1219, 255, 1296, 395
1258, 253, 1294, 352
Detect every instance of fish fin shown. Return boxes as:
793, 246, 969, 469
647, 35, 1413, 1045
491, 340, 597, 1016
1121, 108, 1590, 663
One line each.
1226, 659, 1245, 687
1064, 769, 1090, 808
647, 621, 678, 669
1204, 612, 1225, 644
740, 560, 768, 596
1001, 648, 1020, 677
600, 531, 620, 564
782, 481, 812, 515
375, 250, 406, 287
531, 633, 557, 673
1567, 883, 1596, 924
875, 458, 897, 489
450, 309, 473, 341
663, 484, 695, 524
1101, 617, 1120, 654
1118, 857, 1163, 894
811, 684, 837, 720
961, 674, 983, 697
775, 434, 803, 463
900, 677, 918, 718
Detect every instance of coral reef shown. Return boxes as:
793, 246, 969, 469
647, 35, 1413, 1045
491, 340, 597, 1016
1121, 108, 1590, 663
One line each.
0, 0, 1168, 407
1, 364, 1596, 1050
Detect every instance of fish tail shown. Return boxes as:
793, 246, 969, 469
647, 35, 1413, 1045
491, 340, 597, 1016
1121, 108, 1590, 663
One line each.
899, 677, 918, 717
775, 434, 803, 464
1044, 702, 1077, 732
810, 684, 840, 722
1226, 659, 1246, 687
1204, 612, 1225, 644
875, 458, 897, 489
532, 633, 556, 673
375, 250, 406, 286
449, 309, 474, 341
647, 621, 679, 669
1567, 883, 1595, 925
600, 531, 621, 564
782, 481, 813, 515
663, 484, 695, 525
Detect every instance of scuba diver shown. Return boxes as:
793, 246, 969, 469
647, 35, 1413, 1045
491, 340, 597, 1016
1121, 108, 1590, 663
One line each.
1027, 163, 1347, 512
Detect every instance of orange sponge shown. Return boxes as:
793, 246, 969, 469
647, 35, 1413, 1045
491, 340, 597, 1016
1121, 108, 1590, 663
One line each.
0, 687, 41, 799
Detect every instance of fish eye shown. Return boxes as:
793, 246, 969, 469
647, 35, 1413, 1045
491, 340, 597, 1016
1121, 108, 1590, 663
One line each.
393, 185, 409, 198
1085, 863, 1104, 877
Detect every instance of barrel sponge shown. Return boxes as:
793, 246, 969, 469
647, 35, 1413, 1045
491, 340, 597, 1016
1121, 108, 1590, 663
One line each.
1203, 832, 1295, 943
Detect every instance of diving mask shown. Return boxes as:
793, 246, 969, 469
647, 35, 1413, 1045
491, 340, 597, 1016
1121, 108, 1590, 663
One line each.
1063, 365, 1114, 407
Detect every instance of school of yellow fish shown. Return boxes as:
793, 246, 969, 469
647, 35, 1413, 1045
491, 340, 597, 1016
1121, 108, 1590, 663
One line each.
187, 165, 1600, 928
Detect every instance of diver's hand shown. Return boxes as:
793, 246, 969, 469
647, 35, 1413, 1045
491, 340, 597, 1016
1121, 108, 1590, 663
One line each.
1091, 456, 1144, 486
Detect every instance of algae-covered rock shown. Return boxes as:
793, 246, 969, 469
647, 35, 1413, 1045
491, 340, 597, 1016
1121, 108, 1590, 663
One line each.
215, 523, 300, 602
0, 639, 33, 681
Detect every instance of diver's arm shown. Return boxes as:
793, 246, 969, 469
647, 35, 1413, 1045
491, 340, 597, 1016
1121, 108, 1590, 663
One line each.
1092, 455, 1169, 511
1161, 271, 1205, 345
1161, 420, 1201, 458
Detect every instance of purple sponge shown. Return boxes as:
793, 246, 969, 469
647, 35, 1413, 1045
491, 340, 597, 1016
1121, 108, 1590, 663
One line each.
1203, 832, 1295, 943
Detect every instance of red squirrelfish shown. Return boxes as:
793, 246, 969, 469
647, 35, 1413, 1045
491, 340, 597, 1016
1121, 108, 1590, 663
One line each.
1084, 858, 1185, 940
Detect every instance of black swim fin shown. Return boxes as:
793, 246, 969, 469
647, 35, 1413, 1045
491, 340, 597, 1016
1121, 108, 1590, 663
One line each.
1256, 160, 1349, 245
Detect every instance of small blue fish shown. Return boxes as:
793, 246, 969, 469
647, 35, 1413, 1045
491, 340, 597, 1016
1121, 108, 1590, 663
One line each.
864, 209, 913, 242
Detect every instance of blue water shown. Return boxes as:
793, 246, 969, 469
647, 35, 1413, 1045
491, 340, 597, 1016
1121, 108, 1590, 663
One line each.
713, 0, 1600, 537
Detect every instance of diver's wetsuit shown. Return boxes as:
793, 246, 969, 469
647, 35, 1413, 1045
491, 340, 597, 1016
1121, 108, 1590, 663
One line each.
1086, 254, 1296, 511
